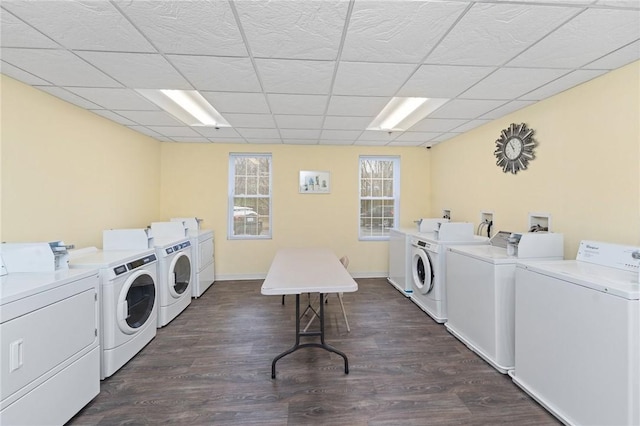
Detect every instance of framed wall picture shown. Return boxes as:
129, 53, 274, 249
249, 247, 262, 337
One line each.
299, 170, 330, 194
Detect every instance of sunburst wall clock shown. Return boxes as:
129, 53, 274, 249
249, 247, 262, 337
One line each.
494, 123, 536, 174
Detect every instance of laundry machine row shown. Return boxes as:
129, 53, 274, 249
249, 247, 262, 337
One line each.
1, 242, 100, 425
103, 222, 193, 328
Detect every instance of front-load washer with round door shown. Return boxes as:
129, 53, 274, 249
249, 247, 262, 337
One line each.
69, 247, 158, 379
153, 237, 192, 327
512, 240, 639, 426
445, 231, 563, 374
170, 218, 215, 298
409, 223, 488, 323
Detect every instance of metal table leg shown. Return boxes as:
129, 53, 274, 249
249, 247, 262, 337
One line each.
271, 293, 349, 379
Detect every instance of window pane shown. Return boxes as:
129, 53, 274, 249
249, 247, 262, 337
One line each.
230, 154, 272, 239
359, 156, 399, 240
383, 179, 393, 197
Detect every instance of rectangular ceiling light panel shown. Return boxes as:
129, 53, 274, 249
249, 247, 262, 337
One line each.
136, 89, 231, 127
368, 97, 449, 131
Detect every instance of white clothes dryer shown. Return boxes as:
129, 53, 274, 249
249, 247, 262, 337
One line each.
69, 247, 158, 379
445, 232, 563, 373
409, 223, 488, 323
0, 243, 100, 425
512, 241, 640, 426
171, 218, 215, 298
153, 237, 192, 327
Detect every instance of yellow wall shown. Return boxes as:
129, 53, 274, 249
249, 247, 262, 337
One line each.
1, 75, 161, 248
430, 61, 640, 257
159, 144, 431, 278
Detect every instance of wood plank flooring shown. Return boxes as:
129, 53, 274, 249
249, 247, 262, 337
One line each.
69, 278, 559, 425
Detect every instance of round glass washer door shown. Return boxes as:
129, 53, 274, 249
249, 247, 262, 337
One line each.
412, 248, 434, 294
118, 270, 156, 334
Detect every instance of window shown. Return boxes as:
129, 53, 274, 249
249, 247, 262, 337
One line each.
228, 153, 272, 239
359, 156, 400, 240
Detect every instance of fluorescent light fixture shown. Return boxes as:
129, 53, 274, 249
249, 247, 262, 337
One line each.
367, 97, 449, 131
136, 89, 231, 127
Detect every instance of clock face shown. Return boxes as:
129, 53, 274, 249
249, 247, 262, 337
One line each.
494, 123, 536, 174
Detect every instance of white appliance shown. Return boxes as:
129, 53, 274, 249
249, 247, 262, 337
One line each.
512, 240, 640, 426
388, 227, 416, 296
409, 222, 488, 322
171, 217, 215, 298
69, 246, 158, 379
445, 231, 564, 373
150, 222, 193, 327
388, 219, 449, 297
1, 242, 100, 425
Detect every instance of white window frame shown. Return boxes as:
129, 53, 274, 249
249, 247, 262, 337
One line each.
228, 153, 272, 240
359, 156, 400, 241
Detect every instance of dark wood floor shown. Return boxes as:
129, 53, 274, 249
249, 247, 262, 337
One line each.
69, 278, 559, 425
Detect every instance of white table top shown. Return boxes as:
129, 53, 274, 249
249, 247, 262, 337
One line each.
261, 248, 358, 295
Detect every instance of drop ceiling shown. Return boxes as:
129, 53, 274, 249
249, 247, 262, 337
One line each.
1, 0, 638, 147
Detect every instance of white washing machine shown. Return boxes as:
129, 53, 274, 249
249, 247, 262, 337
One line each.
69, 247, 158, 379
445, 231, 564, 373
1, 242, 100, 425
409, 222, 488, 323
171, 218, 215, 298
512, 240, 639, 426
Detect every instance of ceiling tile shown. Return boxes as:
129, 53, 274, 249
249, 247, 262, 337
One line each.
274, 115, 324, 129
280, 129, 321, 139
429, 99, 508, 119
242, 138, 283, 144
143, 126, 202, 138
65, 87, 159, 110
235, 1, 348, 60
2, 48, 121, 87
88, 110, 137, 126
450, 120, 492, 133
320, 130, 363, 140
584, 40, 640, 70
1, 8, 58, 48
426, 3, 580, 66
2, 0, 155, 52
114, 0, 247, 56
284, 140, 319, 145
326, 96, 390, 116
3, 62, 50, 85
460, 67, 570, 99
35, 86, 102, 109
520, 69, 607, 101
408, 118, 469, 132
224, 113, 276, 128
323, 116, 372, 130
255, 59, 334, 94
333, 61, 417, 96
354, 140, 390, 146
267, 94, 328, 115
116, 111, 184, 126
194, 127, 243, 138
319, 140, 355, 145
208, 137, 247, 144
507, 8, 640, 68
168, 55, 261, 92
77, 52, 192, 89
387, 140, 425, 147
237, 128, 281, 139
341, 1, 467, 63
479, 100, 536, 120
172, 137, 211, 143
357, 130, 397, 142
201, 92, 270, 114
392, 132, 442, 142
432, 132, 462, 143
397, 65, 495, 98
127, 125, 163, 137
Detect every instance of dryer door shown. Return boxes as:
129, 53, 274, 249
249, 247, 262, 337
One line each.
169, 252, 191, 298
117, 270, 156, 334
412, 248, 434, 294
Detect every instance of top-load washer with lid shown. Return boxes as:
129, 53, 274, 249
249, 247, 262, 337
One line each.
171, 217, 215, 298
1, 242, 100, 425
512, 240, 639, 426
69, 245, 158, 379
445, 231, 564, 373
409, 222, 488, 323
